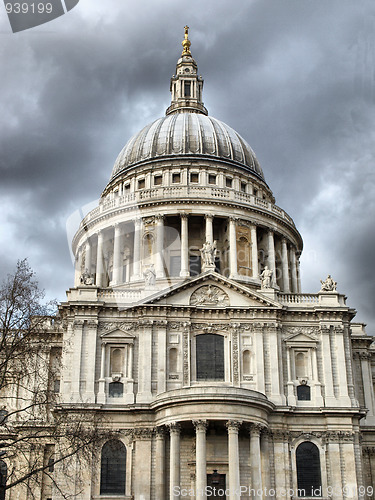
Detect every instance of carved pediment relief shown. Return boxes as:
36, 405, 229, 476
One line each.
190, 285, 230, 307
284, 331, 318, 346
100, 327, 135, 343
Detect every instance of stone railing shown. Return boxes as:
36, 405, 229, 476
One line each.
80, 186, 296, 228
278, 293, 319, 305
97, 289, 143, 301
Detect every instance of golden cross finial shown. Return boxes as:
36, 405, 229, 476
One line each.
181, 25, 191, 56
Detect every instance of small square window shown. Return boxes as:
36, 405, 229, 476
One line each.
226, 177, 232, 188
138, 179, 145, 189
172, 173, 181, 183
190, 173, 199, 183
241, 182, 247, 193
53, 379, 60, 393
154, 175, 162, 186
208, 174, 216, 185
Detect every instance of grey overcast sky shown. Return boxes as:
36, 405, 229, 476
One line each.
0, 0, 374, 330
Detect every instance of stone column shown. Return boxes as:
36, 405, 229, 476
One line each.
169, 423, 181, 500
290, 248, 298, 293
327, 438, 343, 500
85, 239, 92, 276
296, 254, 302, 293
84, 319, 97, 403
321, 326, 336, 405
157, 321, 167, 394
155, 427, 166, 500
96, 230, 104, 287
226, 420, 242, 500
249, 424, 263, 498
205, 215, 214, 244
361, 353, 375, 418
113, 223, 123, 285
155, 215, 165, 278
281, 238, 290, 292
74, 247, 82, 286
137, 320, 153, 403
132, 218, 142, 280
229, 217, 238, 279
193, 420, 208, 500
261, 430, 271, 492
250, 224, 259, 279
97, 342, 106, 404
72, 319, 84, 401
267, 230, 276, 286
180, 213, 189, 278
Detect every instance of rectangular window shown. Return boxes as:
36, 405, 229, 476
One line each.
190, 172, 199, 183
196, 334, 224, 380
189, 255, 201, 276
53, 379, 60, 393
172, 172, 181, 183
124, 184, 130, 192
154, 175, 162, 186
184, 81, 191, 97
241, 182, 247, 193
138, 179, 145, 189
226, 177, 232, 188
170, 256, 181, 277
208, 174, 216, 185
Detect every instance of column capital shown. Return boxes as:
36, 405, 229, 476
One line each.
167, 422, 181, 434
192, 420, 208, 432
132, 217, 142, 227
180, 212, 189, 220
229, 216, 238, 223
155, 214, 165, 222
248, 423, 266, 436
155, 426, 166, 439
205, 214, 213, 220
226, 420, 242, 432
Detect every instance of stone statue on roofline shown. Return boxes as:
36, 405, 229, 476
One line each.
320, 274, 337, 292
80, 269, 94, 286
143, 264, 156, 287
260, 265, 273, 288
200, 240, 217, 270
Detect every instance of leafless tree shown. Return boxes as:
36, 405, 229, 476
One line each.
0, 260, 107, 499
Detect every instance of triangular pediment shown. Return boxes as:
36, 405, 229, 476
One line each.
100, 327, 135, 341
138, 272, 283, 309
284, 332, 318, 344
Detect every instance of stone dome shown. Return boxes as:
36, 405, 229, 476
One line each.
110, 113, 265, 182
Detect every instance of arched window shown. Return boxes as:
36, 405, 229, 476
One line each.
242, 350, 252, 375
169, 348, 178, 373
0, 461, 7, 491
100, 440, 126, 495
297, 385, 311, 401
111, 348, 123, 374
296, 442, 322, 497
237, 236, 251, 277
196, 334, 224, 380
295, 352, 306, 378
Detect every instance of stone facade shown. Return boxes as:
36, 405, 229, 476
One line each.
3, 29, 375, 500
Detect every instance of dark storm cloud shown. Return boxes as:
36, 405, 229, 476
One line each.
0, 0, 374, 328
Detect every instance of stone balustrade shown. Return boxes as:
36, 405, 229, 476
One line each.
80, 185, 296, 228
